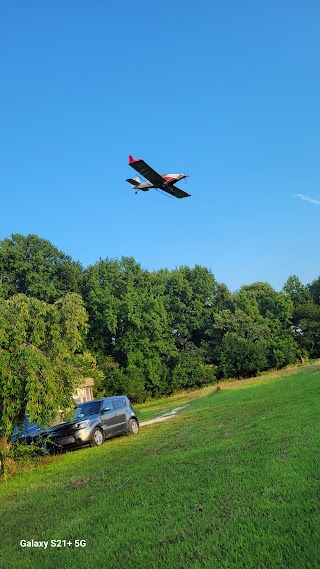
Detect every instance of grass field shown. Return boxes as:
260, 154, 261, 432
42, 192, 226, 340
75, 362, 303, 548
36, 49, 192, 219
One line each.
1, 363, 320, 569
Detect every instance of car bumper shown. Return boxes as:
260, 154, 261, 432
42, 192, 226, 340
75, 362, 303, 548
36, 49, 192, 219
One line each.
47, 427, 92, 449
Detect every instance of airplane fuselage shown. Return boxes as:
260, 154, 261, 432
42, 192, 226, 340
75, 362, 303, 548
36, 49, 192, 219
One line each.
162, 173, 187, 184
135, 173, 187, 190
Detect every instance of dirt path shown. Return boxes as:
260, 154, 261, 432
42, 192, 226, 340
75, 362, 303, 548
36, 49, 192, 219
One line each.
140, 405, 189, 426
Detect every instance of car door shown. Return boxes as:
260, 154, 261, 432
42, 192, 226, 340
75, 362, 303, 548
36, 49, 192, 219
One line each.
99, 399, 120, 438
111, 398, 128, 434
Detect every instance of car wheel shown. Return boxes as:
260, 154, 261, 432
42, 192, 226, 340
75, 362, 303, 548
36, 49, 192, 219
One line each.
42, 442, 50, 456
128, 418, 139, 435
91, 428, 103, 447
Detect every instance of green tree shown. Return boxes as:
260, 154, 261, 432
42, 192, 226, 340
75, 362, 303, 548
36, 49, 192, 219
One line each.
161, 265, 232, 350
240, 282, 293, 327
171, 342, 210, 391
150, 266, 231, 392
308, 276, 320, 306
293, 301, 320, 358
219, 332, 267, 379
284, 276, 319, 360
213, 308, 269, 378
0, 234, 83, 302
93, 357, 128, 399
0, 293, 96, 472
82, 258, 176, 401
265, 331, 297, 369
236, 284, 297, 370
283, 275, 311, 307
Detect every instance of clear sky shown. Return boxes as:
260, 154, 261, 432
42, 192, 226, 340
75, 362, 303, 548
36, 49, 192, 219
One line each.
1, 1, 319, 291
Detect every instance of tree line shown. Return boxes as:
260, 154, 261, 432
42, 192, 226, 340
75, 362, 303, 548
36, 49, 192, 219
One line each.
1, 233, 319, 443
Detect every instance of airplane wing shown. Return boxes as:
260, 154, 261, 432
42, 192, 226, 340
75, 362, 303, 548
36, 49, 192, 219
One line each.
128, 156, 164, 186
162, 185, 191, 199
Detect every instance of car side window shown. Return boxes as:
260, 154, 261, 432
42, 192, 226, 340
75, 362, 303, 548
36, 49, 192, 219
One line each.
112, 399, 125, 409
102, 400, 112, 411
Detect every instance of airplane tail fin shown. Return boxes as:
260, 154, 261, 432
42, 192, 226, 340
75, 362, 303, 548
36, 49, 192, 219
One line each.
126, 176, 141, 188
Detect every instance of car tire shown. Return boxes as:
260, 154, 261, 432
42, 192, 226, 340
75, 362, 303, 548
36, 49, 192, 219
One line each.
90, 427, 104, 447
127, 418, 139, 435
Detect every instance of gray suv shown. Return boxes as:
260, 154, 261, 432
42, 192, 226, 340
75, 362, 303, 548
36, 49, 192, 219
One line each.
46, 396, 139, 452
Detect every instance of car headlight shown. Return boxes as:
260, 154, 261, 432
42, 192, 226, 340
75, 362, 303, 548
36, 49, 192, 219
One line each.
72, 420, 90, 430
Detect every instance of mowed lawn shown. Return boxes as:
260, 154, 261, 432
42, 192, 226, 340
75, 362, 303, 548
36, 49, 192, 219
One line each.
1, 364, 320, 569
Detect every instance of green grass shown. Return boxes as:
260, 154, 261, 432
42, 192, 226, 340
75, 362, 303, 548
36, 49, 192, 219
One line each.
1, 363, 320, 569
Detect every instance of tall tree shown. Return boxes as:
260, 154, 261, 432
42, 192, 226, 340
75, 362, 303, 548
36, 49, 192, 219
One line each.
308, 276, 320, 306
293, 302, 320, 359
236, 284, 297, 369
213, 308, 269, 378
82, 258, 176, 401
240, 282, 293, 327
0, 234, 83, 302
171, 342, 210, 391
284, 276, 319, 360
283, 275, 312, 308
161, 265, 232, 349
0, 293, 95, 470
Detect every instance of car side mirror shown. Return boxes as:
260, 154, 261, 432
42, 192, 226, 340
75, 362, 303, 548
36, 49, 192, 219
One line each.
101, 407, 111, 413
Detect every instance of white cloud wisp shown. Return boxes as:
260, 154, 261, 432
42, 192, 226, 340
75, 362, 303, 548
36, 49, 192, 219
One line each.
294, 194, 320, 206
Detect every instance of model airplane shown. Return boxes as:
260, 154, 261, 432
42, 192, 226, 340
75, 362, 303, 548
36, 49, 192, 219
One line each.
126, 155, 191, 199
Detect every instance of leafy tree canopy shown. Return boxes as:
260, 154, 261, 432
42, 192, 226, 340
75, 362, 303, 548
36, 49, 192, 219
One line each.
239, 282, 293, 326
0, 234, 83, 302
1, 233, 320, 406
283, 275, 312, 307
82, 257, 177, 400
308, 276, 320, 306
0, 293, 91, 442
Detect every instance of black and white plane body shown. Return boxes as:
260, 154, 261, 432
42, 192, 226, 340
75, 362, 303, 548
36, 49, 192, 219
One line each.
126, 155, 191, 199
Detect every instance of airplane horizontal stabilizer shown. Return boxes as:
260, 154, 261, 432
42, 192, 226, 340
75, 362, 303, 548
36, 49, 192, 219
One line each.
126, 178, 140, 187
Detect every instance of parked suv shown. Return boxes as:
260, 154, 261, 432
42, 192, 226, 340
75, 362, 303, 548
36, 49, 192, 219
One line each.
46, 396, 139, 452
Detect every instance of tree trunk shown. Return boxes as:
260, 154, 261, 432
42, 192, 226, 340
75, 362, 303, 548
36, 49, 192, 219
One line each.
0, 436, 10, 476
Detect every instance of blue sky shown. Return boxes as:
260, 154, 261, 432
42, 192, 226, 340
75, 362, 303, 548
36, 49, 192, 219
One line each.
1, 1, 319, 291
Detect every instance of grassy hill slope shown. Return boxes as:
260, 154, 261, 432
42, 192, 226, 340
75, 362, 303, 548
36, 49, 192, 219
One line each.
1, 363, 320, 569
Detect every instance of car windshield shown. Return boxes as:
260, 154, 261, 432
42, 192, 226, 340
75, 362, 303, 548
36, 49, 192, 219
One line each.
74, 401, 101, 419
